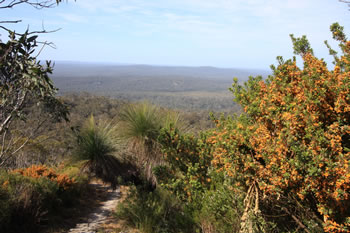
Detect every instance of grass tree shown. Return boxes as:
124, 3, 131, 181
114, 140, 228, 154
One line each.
74, 115, 130, 188
119, 102, 179, 186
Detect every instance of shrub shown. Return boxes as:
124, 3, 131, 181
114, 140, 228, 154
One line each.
196, 175, 245, 233
208, 23, 350, 232
73, 115, 129, 188
157, 127, 212, 203
155, 23, 349, 232
0, 164, 83, 232
119, 102, 180, 186
13, 164, 76, 190
0, 184, 11, 229
115, 186, 196, 233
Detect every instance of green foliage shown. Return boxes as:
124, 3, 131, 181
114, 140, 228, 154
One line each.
57, 161, 90, 195
0, 31, 69, 130
157, 127, 212, 203
119, 102, 180, 185
73, 115, 126, 188
330, 22, 347, 43
75, 115, 118, 162
115, 186, 196, 233
290, 34, 314, 56
0, 31, 68, 167
195, 176, 244, 233
119, 102, 163, 144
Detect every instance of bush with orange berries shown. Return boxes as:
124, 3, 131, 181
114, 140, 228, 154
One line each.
206, 23, 350, 232
156, 23, 349, 232
13, 164, 76, 190
0, 164, 82, 232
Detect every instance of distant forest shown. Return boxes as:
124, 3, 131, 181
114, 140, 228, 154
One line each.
51, 62, 270, 112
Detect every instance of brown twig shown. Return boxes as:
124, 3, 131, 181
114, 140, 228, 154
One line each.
281, 207, 311, 233
0, 24, 61, 35
0, 20, 22, 24
0, 0, 59, 9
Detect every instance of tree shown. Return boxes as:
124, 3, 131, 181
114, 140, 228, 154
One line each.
118, 102, 179, 186
73, 115, 138, 188
0, 0, 68, 167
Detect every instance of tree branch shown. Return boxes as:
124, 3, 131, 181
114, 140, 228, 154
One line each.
0, 20, 22, 24
0, 24, 61, 35
1, 129, 7, 158
36, 41, 57, 57
0, 116, 49, 167
0, 0, 60, 9
340, 0, 350, 10
281, 207, 311, 233
0, 91, 27, 134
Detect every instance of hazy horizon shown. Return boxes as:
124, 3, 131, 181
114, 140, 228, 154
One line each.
50, 60, 271, 72
3, 0, 349, 70
50, 60, 260, 112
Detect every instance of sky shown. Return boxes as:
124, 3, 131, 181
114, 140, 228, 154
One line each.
1, 0, 350, 69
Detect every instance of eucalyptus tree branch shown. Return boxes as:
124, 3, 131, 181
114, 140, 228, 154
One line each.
9, 118, 47, 157
0, 20, 21, 24
0, 91, 27, 135
1, 130, 7, 157
340, 0, 350, 9
0, 24, 61, 35
0, 0, 61, 9
0, 0, 62, 42
0, 116, 49, 167
0, 24, 61, 49
36, 41, 57, 57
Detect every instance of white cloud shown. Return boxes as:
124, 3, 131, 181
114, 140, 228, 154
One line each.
104, 5, 139, 14
163, 14, 226, 36
57, 13, 86, 23
75, 0, 144, 12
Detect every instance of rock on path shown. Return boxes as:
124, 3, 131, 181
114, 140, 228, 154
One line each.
68, 184, 121, 233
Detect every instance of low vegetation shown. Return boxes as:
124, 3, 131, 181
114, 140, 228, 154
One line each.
0, 164, 88, 233
115, 186, 195, 233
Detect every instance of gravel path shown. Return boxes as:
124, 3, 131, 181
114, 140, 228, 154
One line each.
67, 184, 121, 233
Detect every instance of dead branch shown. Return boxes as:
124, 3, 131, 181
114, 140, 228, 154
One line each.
0, 117, 48, 167
240, 180, 261, 233
0, 20, 22, 24
340, 0, 350, 10
281, 207, 311, 233
0, 24, 61, 35
0, 0, 60, 9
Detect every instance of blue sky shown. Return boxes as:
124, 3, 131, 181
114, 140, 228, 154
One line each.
1, 0, 350, 69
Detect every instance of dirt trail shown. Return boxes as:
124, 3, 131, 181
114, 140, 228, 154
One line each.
67, 183, 121, 233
